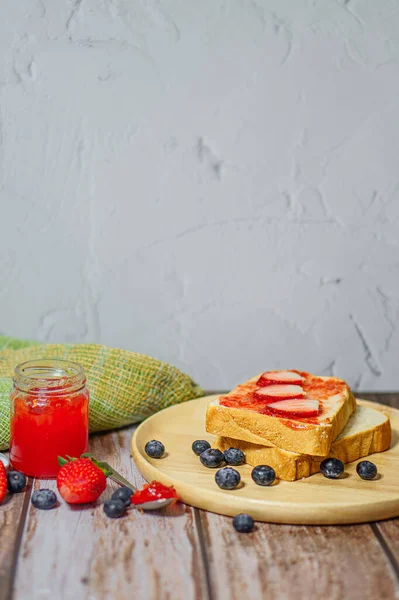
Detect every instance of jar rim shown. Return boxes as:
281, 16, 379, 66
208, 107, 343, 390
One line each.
14, 358, 86, 393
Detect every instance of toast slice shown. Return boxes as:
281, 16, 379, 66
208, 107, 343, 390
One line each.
214, 402, 392, 481
206, 371, 356, 456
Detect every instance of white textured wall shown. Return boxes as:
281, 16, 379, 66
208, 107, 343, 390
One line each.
1, 0, 399, 391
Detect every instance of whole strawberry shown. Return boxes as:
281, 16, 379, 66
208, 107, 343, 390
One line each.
57, 457, 107, 504
0, 461, 7, 504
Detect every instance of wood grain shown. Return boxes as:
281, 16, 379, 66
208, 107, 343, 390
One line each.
376, 520, 399, 567
0, 472, 31, 600
132, 396, 399, 524
200, 511, 399, 600
13, 427, 209, 600
6, 393, 399, 600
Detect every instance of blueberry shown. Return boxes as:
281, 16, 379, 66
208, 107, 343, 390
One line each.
192, 440, 211, 456
199, 448, 224, 468
320, 458, 344, 479
233, 513, 254, 533
215, 467, 241, 490
145, 440, 165, 459
356, 460, 377, 480
111, 486, 133, 506
251, 465, 276, 486
31, 489, 58, 510
103, 499, 126, 518
224, 448, 245, 466
7, 471, 26, 493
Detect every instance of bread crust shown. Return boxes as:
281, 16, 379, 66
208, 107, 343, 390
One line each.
206, 376, 356, 456
213, 403, 392, 481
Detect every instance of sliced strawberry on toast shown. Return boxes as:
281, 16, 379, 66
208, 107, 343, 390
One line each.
206, 371, 356, 456
267, 399, 319, 418
253, 384, 305, 403
257, 370, 305, 387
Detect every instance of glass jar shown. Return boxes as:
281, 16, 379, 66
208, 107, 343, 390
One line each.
9, 359, 89, 478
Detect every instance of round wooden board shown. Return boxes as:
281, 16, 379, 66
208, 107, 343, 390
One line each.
131, 396, 399, 525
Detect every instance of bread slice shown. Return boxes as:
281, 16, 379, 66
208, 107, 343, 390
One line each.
206, 372, 356, 456
213, 402, 392, 481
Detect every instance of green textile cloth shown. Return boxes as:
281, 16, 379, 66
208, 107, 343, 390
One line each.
0, 336, 204, 451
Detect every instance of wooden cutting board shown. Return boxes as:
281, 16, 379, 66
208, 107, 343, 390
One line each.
131, 396, 399, 525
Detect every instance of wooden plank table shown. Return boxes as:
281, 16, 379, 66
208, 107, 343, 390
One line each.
1, 393, 398, 600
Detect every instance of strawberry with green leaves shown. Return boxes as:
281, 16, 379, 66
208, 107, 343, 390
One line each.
57, 455, 109, 504
0, 461, 7, 504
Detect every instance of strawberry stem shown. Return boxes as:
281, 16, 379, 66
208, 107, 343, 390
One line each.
79, 453, 112, 477
58, 453, 113, 477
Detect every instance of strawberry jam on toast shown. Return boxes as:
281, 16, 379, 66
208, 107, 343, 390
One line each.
206, 371, 356, 456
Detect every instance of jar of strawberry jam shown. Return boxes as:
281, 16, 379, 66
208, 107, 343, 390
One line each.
9, 359, 89, 478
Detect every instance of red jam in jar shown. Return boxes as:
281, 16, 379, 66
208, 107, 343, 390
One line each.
9, 359, 89, 478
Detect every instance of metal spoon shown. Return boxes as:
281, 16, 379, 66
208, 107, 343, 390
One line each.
0, 453, 9, 468
100, 460, 176, 511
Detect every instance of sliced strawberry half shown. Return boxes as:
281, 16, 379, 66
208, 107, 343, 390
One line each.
257, 370, 305, 387
253, 384, 305, 403
267, 399, 320, 418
